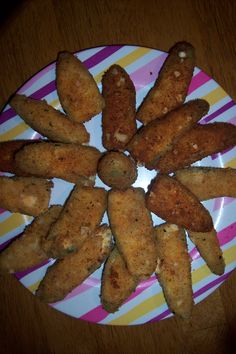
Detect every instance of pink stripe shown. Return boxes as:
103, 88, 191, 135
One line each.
0, 208, 6, 214
79, 277, 157, 323
217, 221, 236, 246
130, 53, 167, 90
190, 221, 236, 261
229, 115, 236, 125
18, 63, 55, 93
79, 305, 110, 323
188, 70, 211, 95
213, 197, 235, 212
58, 277, 100, 301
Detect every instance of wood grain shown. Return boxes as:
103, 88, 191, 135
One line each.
0, 0, 236, 353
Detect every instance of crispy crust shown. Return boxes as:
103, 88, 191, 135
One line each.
97, 151, 137, 189
56, 51, 104, 123
127, 99, 209, 170
36, 225, 112, 303
156, 123, 236, 173
137, 42, 195, 125
0, 176, 53, 216
102, 64, 136, 150
146, 175, 213, 232
43, 186, 107, 258
0, 206, 61, 273
101, 247, 138, 313
108, 188, 157, 280
187, 228, 225, 275
175, 167, 236, 200
0, 140, 39, 175
154, 223, 193, 319
15, 142, 101, 184
10, 94, 89, 144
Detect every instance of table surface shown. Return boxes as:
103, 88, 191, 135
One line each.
0, 0, 236, 353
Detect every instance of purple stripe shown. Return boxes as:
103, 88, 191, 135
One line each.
193, 270, 233, 297
202, 100, 235, 124
0, 234, 21, 252
149, 270, 233, 323
14, 259, 50, 280
148, 308, 171, 323
0, 46, 123, 126
0, 81, 56, 125
211, 146, 235, 160
18, 63, 55, 93
83, 45, 123, 69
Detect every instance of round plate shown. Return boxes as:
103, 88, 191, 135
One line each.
0, 45, 236, 326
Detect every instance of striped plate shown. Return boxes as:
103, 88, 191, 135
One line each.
0, 45, 236, 325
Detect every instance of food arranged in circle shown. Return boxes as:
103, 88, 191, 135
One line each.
0, 43, 236, 325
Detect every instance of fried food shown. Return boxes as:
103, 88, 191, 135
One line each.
56, 51, 104, 123
127, 99, 209, 170
137, 42, 195, 125
187, 228, 225, 275
10, 94, 89, 144
42, 186, 107, 258
175, 167, 236, 200
0, 206, 61, 274
15, 141, 101, 184
0, 176, 53, 216
0, 140, 39, 175
154, 223, 193, 319
36, 225, 112, 303
156, 123, 236, 173
108, 188, 157, 280
146, 175, 213, 232
102, 64, 136, 150
101, 247, 138, 313
97, 151, 137, 189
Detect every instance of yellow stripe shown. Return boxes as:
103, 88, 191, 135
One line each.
224, 157, 236, 168
0, 214, 32, 237
202, 86, 227, 106
0, 122, 29, 141
94, 47, 151, 83
28, 280, 41, 293
108, 245, 236, 325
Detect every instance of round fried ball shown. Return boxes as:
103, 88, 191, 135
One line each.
98, 152, 137, 189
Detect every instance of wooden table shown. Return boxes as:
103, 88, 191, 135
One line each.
0, 1, 236, 353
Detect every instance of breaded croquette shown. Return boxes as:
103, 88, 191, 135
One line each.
101, 247, 139, 313
137, 42, 195, 125
156, 123, 236, 173
187, 228, 225, 275
154, 223, 193, 319
108, 188, 157, 280
36, 225, 112, 303
56, 51, 104, 123
146, 175, 213, 232
175, 167, 236, 200
15, 142, 101, 184
0, 176, 53, 216
10, 94, 89, 144
97, 151, 137, 189
0, 140, 39, 175
127, 99, 209, 170
42, 186, 107, 258
102, 64, 136, 150
0, 206, 62, 273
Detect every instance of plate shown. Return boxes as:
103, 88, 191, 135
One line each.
0, 45, 236, 326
